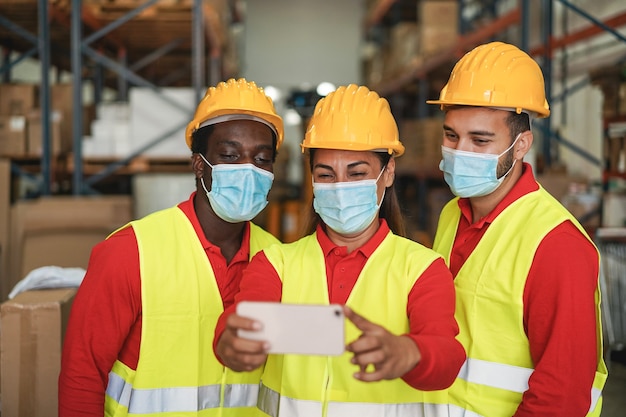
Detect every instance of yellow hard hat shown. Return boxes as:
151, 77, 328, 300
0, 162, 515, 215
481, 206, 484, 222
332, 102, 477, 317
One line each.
185, 78, 284, 149
301, 84, 404, 156
427, 41, 550, 118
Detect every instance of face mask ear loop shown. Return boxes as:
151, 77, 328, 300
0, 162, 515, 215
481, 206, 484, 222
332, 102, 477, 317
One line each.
499, 133, 522, 158
497, 134, 522, 181
377, 187, 386, 208
375, 166, 386, 183
374, 166, 387, 207
197, 153, 213, 197
499, 158, 517, 181
198, 153, 214, 169
200, 177, 210, 195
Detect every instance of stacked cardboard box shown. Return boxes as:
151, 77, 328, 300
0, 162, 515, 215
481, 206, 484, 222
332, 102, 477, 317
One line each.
1, 288, 77, 417
0, 159, 10, 303
0, 84, 38, 116
367, 0, 459, 85
4, 195, 133, 302
382, 22, 423, 81
396, 117, 444, 176
418, 0, 459, 57
0, 84, 37, 156
0, 83, 67, 157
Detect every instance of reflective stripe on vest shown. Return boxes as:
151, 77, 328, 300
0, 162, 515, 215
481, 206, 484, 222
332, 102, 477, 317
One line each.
456, 358, 601, 414
258, 383, 450, 417
457, 358, 532, 393
261, 232, 446, 412
107, 371, 258, 413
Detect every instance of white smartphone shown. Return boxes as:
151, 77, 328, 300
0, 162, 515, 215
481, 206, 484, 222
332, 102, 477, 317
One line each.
236, 301, 345, 356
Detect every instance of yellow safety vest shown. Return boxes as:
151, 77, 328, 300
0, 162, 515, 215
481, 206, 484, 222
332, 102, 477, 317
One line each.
433, 187, 608, 417
259, 231, 450, 417
104, 207, 279, 417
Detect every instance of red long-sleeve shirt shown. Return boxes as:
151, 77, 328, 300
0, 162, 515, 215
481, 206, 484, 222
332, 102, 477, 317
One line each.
450, 163, 600, 416
215, 220, 466, 390
58, 192, 254, 417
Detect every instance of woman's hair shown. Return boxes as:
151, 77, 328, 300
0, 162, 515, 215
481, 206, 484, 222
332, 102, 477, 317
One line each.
303, 149, 407, 237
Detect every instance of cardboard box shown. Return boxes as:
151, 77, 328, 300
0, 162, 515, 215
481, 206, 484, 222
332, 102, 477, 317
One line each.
26, 110, 62, 156
5, 196, 133, 301
396, 117, 444, 175
0, 84, 39, 116
0, 115, 27, 156
0, 159, 10, 300
383, 22, 421, 79
1, 288, 77, 417
51, 84, 74, 153
418, 0, 459, 56
603, 192, 626, 227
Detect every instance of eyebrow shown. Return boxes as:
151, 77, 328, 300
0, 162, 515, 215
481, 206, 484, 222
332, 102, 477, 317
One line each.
313, 160, 370, 171
347, 161, 370, 169
216, 139, 273, 151
443, 124, 496, 137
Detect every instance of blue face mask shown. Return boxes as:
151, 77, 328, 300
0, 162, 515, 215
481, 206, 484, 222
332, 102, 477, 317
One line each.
313, 169, 385, 235
439, 134, 520, 198
199, 154, 274, 223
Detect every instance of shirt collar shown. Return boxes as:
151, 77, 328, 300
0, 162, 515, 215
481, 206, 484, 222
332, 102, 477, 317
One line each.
458, 162, 540, 226
180, 191, 251, 258
316, 219, 391, 258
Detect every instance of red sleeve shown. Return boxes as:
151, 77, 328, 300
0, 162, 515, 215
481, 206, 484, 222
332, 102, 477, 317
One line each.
402, 257, 465, 390
214, 251, 283, 359
59, 227, 142, 417
515, 221, 599, 416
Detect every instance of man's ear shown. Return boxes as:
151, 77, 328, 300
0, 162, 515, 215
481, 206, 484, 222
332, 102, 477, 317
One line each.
192, 154, 205, 179
515, 131, 534, 160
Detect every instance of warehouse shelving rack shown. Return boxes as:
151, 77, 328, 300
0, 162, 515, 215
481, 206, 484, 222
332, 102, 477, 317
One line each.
363, 0, 626, 234
0, 0, 229, 195
367, 0, 626, 168
1, 0, 626, 197
0, 0, 54, 195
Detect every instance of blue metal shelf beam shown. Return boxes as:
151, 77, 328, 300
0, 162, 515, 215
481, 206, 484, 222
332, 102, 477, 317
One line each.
69, 0, 210, 194
0, 0, 52, 195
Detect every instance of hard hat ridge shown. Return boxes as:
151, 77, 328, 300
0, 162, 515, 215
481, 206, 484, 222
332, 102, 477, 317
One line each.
301, 84, 405, 156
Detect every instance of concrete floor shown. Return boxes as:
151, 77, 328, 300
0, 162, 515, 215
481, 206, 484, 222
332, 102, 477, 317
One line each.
602, 352, 626, 416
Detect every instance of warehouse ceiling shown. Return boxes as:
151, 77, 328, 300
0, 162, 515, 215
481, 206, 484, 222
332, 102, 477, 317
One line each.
0, 1, 230, 88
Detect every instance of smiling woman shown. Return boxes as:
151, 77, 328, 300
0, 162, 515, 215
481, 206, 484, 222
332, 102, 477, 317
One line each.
214, 84, 466, 417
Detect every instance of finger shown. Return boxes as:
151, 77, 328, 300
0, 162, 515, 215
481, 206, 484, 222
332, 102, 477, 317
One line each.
346, 333, 381, 354
226, 312, 263, 331
232, 334, 272, 354
343, 306, 380, 333
350, 349, 385, 369
217, 333, 269, 372
353, 366, 388, 383
232, 351, 269, 371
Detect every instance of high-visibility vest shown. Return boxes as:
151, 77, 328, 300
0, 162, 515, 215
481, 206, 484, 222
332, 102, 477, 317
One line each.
104, 207, 279, 417
433, 186, 608, 417
259, 231, 451, 417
